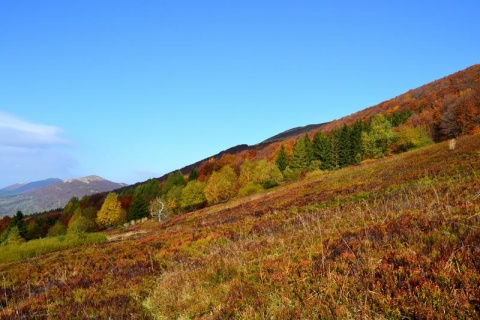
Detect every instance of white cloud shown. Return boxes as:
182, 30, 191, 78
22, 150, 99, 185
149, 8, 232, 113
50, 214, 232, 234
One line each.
0, 112, 75, 187
0, 111, 68, 147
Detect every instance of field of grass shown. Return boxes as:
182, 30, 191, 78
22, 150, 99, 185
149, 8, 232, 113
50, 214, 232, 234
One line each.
1, 135, 479, 318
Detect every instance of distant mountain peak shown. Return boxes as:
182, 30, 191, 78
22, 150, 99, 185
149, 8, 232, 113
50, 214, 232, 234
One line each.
63, 175, 105, 184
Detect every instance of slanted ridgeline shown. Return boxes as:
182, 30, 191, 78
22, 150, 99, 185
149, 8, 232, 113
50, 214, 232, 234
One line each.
0, 65, 479, 318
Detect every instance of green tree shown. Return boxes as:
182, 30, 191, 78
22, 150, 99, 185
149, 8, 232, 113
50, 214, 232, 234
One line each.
303, 134, 314, 165
96, 193, 126, 228
68, 207, 83, 229
181, 180, 206, 211
162, 171, 186, 195
68, 216, 96, 234
254, 160, 283, 188
290, 138, 310, 171
275, 144, 289, 172
362, 114, 396, 158
134, 179, 161, 202
204, 165, 238, 204
128, 196, 149, 221
188, 168, 199, 181
10, 211, 27, 239
5, 227, 26, 244
166, 185, 184, 214
26, 220, 42, 240
47, 221, 67, 237
312, 132, 333, 170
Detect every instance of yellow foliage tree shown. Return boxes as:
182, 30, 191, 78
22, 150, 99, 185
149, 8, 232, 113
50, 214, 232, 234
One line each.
96, 193, 126, 228
204, 165, 238, 204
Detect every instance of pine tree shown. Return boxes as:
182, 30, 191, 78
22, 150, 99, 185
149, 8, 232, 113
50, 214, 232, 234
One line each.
330, 128, 342, 169
338, 124, 352, 167
188, 168, 199, 181
290, 138, 310, 171
275, 144, 289, 172
350, 120, 365, 164
128, 196, 149, 221
162, 171, 186, 195
303, 134, 314, 165
312, 132, 333, 170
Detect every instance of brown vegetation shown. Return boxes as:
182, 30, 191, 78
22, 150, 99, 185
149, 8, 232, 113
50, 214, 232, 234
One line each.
1, 134, 479, 318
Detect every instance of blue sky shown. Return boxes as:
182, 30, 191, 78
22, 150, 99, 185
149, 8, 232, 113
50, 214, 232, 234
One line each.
0, 1, 479, 187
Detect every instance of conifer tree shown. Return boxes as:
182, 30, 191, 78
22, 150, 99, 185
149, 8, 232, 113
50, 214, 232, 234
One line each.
312, 132, 333, 170
303, 134, 314, 165
330, 128, 342, 169
188, 168, 199, 181
350, 120, 365, 164
162, 171, 186, 195
290, 138, 310, 171
128, 196, 149, 221
275, 144, 289, 172
338, 124, 352, 167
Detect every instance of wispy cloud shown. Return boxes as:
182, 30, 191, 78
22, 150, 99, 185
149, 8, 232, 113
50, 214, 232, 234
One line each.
0, 111, 68, 147
0, 112, 75, 187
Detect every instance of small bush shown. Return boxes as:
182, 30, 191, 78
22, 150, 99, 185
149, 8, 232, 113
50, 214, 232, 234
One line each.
238, 182, 263, 197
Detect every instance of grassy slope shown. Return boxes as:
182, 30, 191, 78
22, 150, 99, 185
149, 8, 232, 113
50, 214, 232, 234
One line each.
1, 135, 480, 319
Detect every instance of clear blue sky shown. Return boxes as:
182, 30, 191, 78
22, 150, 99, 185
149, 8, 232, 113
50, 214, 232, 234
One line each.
1, 1, 479, 187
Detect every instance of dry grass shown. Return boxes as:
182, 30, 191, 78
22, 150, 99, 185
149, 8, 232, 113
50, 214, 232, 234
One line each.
1, 135, 480, 318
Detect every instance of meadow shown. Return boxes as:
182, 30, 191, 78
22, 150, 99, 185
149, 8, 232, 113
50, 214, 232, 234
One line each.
1, 135, 479, 319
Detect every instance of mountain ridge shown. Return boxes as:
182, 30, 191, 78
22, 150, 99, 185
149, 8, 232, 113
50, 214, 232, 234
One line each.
0, 176, 127, 216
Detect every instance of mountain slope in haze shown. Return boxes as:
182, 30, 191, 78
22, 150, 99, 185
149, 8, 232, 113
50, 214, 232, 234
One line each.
0, 176, 127, 216
0, 178, 62, 196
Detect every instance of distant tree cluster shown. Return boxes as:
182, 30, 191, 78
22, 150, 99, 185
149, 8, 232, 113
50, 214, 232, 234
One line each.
274, 111, 430, 176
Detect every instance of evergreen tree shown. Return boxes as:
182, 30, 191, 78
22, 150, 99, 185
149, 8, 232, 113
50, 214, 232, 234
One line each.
350, 120, 365, 165
188, 168, 199, 181
312, 131, 334, 170
275, 144, 289, 172
128, 196, 150, 221
338, 124, 352, 167
290, 138, 310, 171
10, 211, 27, 239
162, 171, 186, 195
303, 134, 314, 165
330, 128, 342, 169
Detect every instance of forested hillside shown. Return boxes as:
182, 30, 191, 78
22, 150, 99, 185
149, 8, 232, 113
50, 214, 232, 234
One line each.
0, 65, 479, 318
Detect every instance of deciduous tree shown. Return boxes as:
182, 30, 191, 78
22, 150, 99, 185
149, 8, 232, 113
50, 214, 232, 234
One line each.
362, 114, 396, 158
181, 180, 206, 211
96, 193, 126, 228
204, 165, 238, 204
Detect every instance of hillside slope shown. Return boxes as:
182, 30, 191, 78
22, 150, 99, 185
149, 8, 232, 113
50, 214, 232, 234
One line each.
126, 64, 480, 191
1, 134, 479, 318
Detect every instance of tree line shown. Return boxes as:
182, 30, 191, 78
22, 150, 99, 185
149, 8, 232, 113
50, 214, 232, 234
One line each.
0, 110, 434, 243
